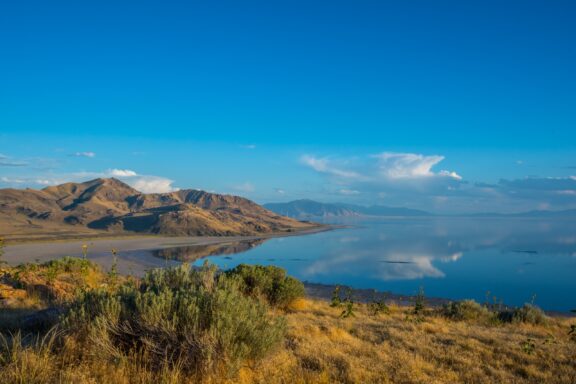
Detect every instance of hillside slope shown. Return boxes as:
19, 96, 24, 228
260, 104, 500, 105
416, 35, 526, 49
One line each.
0, 178, 315, 239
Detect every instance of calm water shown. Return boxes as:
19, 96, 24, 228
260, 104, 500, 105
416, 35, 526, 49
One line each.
156, 217, 576, 312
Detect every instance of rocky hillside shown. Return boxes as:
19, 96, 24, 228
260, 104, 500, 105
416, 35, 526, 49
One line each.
0, 178, 315, 239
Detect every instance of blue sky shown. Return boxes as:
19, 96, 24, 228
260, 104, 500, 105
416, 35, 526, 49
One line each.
1, 1, 575, 213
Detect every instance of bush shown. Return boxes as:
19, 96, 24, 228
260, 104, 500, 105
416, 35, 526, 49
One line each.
413, 287, 426, 315
442, 300, 491, 321
499, 304, 549, 325
226, 264, 305, 308
62, 263, 286, 378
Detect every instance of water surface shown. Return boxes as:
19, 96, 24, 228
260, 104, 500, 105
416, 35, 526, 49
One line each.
155, 217, 576, 312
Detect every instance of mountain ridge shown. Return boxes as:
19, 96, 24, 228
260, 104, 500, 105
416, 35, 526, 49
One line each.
0, 178, 315, 239
264, 199, 576, 219
263, 199, 431, 218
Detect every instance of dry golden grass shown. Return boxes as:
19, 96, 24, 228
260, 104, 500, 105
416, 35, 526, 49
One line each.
240, 300, 576, 384
1, 260, 575, 384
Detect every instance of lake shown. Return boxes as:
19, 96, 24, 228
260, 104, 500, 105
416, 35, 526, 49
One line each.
161, 217, 576, 312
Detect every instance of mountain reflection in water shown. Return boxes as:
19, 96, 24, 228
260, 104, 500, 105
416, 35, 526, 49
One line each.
148, 217, 575, 311
153, 239, 266, 262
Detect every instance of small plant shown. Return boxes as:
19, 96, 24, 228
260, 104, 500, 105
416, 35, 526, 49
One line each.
330, 285, 342, 308
108, 248, 118, 286
521, 338, 536, 354
81, 243, 89, 259
368, 291, 390, 316
45, 264, 58, 284
413, 287, 426, 316
339, 288, 355, 318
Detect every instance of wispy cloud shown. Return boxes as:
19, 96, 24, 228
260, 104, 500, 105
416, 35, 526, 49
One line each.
300, 151, 471, 211
240, 144, 257, 150
0, 154, 28, 167
339, 189, 360, 195
0, 160, 28, 167
300, 155, 362, 179
372, 152, 461, 180
0, 168, 178, 194
108, 169, 138, 177
0, 176, 67, 186
70, 151, 96, 158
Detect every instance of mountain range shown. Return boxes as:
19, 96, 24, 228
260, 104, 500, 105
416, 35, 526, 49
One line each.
263, 199, 431, 218
0, 178, 315, 240
264, 199, 576, 219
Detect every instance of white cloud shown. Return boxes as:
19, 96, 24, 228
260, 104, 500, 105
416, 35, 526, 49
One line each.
373, 152, 460, 179
439, 170, 463, 180
0, 153, 28, 167
71, 151, 96, 158
0, 176, 66, 186
300, 151, 468, 211
339, 189, 360, 195
275, 188, 286, 195
241, 144, 257, 150
104, 169, 178, 193
302, 152, 462, 182
108, 169, 138, 177
129, 176, 178, 193
300, 155, 361, 179
0, 168, 178, 194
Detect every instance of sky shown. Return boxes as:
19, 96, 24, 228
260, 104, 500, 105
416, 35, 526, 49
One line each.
1, 1, 575, 213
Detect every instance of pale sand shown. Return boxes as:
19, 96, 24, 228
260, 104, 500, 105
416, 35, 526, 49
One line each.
2, 226, 331, 275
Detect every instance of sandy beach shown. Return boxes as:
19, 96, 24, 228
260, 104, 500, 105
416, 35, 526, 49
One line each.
2, 226, 331, 275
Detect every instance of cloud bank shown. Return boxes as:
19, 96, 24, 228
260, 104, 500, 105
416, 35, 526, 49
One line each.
300, 152, 576, 213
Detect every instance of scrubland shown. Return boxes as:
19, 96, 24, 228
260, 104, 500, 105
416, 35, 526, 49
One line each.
0, 255, 574, 384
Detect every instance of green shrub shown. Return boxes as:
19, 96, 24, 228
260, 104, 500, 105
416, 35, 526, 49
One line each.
368, 291, 390, 316
330, 286, 342, 307
442, 300, 491, 321
226, 264, 305, 308
41, 257, 92, 276
339, 288, 356, 319
413, 287, 426, 315
499, 304, 549, 325
62, 263, 286, 377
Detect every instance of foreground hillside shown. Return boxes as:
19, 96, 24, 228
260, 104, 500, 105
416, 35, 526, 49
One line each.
0, 178, 315, 240
1, 258, 574, 384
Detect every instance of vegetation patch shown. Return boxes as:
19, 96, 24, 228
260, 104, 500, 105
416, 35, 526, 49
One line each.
226, 264, 305, 308
441, 299, 492, 322
1, 257, 575, 383
499, 304, 550, 325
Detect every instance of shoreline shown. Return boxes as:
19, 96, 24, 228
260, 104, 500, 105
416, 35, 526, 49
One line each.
4, 224, 573, 316
303, 282, 576, 317
2, 224, 334, 269
2, 222, 333, 245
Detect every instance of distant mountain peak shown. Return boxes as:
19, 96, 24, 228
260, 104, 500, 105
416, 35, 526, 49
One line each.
264, 200, 431, 218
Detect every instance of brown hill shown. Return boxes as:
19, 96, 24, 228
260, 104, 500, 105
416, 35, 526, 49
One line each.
0, 178, 316, 240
